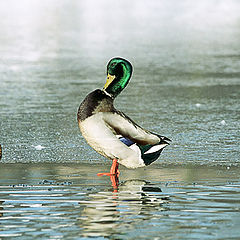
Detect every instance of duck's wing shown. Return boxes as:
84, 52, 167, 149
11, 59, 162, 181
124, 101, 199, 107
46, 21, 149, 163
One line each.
103, 111, 165, 145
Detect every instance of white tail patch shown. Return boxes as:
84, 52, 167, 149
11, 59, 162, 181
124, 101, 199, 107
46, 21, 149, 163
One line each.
144, 144, 168, 154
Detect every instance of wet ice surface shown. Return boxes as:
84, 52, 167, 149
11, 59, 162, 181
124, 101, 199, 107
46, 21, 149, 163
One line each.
0, 163, 240, 239
0, 0, 240, 239
0, 0, 240, 166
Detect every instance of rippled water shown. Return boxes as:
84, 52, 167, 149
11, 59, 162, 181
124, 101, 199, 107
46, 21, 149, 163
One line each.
0, 164, 240, 239
0, 0, 240, 239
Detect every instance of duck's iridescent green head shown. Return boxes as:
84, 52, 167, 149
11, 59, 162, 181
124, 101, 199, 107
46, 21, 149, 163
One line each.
103, 57, 133, 98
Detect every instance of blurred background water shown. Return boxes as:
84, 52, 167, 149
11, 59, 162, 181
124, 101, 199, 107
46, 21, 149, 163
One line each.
0, 0, 240, 239
0, 0, 239, 165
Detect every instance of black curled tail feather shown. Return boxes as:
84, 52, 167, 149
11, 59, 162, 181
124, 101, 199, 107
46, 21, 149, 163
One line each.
141, 146, 164, 166
155, 134, 171, 143
137, 142, 169, 166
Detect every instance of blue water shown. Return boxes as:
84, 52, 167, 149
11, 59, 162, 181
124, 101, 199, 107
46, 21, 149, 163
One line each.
0, 163, 240, 239
0, 0, 240, 239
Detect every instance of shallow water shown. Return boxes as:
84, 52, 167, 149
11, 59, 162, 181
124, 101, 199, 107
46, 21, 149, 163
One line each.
0, 0, 240, 239
0, 163, 240, 239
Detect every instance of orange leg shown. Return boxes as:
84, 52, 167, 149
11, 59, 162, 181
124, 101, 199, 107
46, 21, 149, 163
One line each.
97, 158, 120, 176
97, 159, 120, 191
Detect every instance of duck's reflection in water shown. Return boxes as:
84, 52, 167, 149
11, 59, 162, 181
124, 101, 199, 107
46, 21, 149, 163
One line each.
78, 180, 169, 238
0, 201, 4, 218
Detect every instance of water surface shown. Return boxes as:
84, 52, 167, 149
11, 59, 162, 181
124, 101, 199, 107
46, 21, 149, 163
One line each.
0, 0, 240, 239
0, 0, 239, 165
0, 163, 240, 239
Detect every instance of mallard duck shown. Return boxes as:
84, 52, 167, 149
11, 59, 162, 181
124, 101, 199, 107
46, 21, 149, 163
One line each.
77, 57, 170, 176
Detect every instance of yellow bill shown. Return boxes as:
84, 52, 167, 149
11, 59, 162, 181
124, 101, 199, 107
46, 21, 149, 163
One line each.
103, 74, 116, 90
